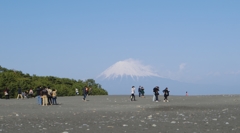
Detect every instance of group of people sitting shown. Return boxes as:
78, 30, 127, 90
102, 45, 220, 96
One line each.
16, 88, 34, 99
3, 88, 35, 99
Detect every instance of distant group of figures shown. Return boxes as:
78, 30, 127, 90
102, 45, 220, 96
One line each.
35, 87, 58, 106
16, 88, 34, 99
130, 86, 170, 102
138, 86, 145, 97
17, 86, 58, 106
2, 87, 58, 106
3, 88, 34, 100
152, 86, 170, 102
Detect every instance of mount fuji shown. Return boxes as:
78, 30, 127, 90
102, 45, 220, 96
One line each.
96, 59, 195, 95
96, 58, 235, 95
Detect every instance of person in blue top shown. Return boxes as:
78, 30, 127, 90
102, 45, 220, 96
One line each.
138, 86, 142, 97
17, 87, 23, 99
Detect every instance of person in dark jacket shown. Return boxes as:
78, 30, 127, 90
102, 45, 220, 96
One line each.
141, 86, 145, 98
36, 87, 42, 105
82, 86, 88, 101
138, 86, 142, 97
153, 86, 159, 102
47, 87, 53, 105
17, 87, 23, 99
163, 87, 170, 102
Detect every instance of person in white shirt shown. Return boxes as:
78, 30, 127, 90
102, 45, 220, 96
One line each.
130, 86, 136, 101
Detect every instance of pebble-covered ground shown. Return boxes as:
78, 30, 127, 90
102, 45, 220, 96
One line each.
0, 95, 240, 133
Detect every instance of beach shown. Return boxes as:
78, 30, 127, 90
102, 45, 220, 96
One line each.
1, 95, 240, 133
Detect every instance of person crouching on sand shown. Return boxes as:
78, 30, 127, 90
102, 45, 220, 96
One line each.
163, 87, 170, 102
130, 86, 136, 101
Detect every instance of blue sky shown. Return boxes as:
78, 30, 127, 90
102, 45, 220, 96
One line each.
1, 1, 240, 95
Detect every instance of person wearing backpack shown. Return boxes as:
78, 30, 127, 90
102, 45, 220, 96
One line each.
153, 86, 159, 102
163, 87, 170, 102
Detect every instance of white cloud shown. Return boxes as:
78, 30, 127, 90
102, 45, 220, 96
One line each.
97, 58, 160, 79
179, 63, 186, 71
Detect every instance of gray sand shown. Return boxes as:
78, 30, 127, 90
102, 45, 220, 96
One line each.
1, 95, 240, 133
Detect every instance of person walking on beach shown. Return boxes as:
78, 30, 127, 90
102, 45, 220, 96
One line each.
141, 86, 145, 98
138, 86, 142, 97
130, 86, 136, 101
163, 87, 170, 102
153, 86, 159, 102
17, 87, 23, 99
82, 86, 88, 101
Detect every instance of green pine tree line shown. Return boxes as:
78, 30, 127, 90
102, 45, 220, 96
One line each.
0, 65, 108, 98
